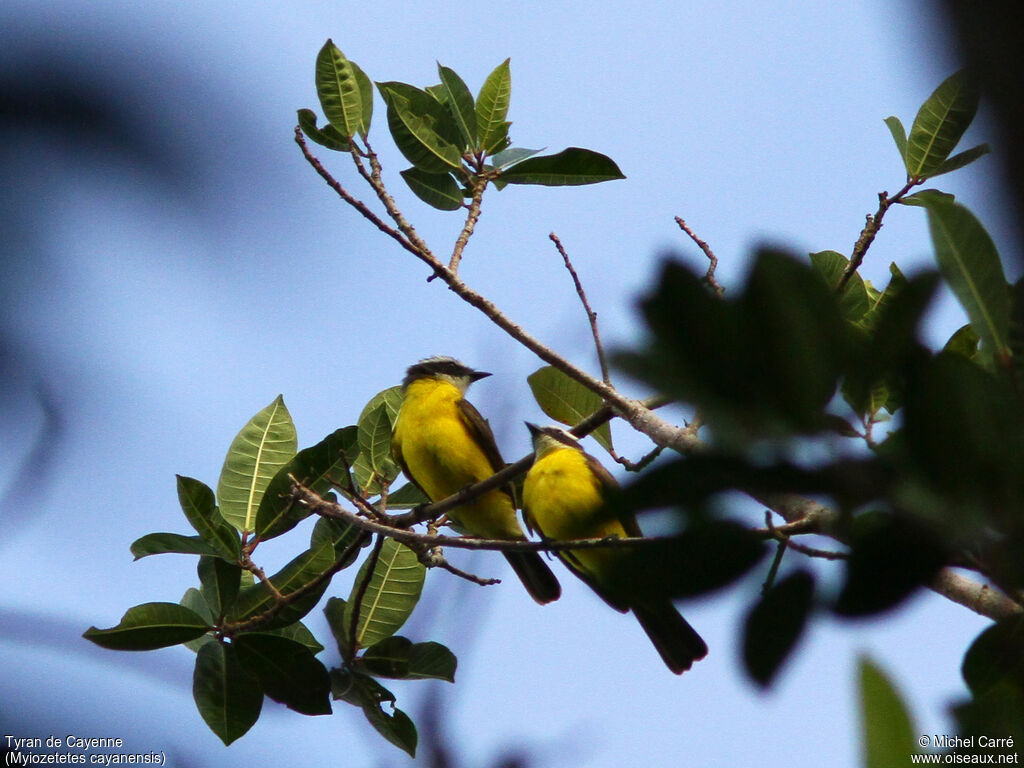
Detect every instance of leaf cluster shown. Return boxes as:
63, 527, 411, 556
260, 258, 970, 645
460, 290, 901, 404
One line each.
85, 394, 450, 755
616, 70, 1024, 713
299, 40, 624, 211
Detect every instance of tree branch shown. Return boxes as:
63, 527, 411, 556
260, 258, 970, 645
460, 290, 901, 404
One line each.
549, 231, 610, 384
837, 178, 919, 291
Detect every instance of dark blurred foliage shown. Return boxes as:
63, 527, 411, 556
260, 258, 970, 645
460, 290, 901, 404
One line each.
0, 20, 207, 532
937, 0, 1024, 270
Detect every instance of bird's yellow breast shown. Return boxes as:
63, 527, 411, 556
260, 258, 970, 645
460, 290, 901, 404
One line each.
524, 445, 627, 581
392, 378, 521, 539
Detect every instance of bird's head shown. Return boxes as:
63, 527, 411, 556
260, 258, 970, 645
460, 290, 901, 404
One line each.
402, 356, 491, 393
525, 422, 582, 458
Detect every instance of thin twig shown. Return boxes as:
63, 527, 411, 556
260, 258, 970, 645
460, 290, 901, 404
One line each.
613, 444, 665, 472
450, 180, 488, 274
549, 232, 611, 384
675, 216, 723, 297
408, 541, 502, 586
294, 479, 681, 553
294, 128, 421, 260
837, 178, 919, 291
220, 529, 371, 637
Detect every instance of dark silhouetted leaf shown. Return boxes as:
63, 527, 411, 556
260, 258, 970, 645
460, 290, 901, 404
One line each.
743, 570, 815, 688
834, 513, 948, 616
617, 520, 766, 600
962, 614, 1024, 697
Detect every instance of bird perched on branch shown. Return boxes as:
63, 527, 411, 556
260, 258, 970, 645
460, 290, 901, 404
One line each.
523, 423, 707, 673
391, 357, 561, 604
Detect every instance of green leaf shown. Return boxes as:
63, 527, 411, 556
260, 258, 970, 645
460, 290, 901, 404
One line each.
324, 596, 350, 659
526, 366, 613, 453
180, 588, 215, 652
256, 621, 324, 656
193, 641, 263, 746
297, 108, 351, 151
905, 69, 980, 179
217, 395, 297, 533
489, 147, 543, 170
742, 570, 815, 688
353, 386, 404, 493
310, 516, 366, 566
399, 168, 464, 211
930, 143, 990, 178
384, 482, 430, 509
475, 58, 511, 155
360, 636, 457, 682
256, 426, 361, 541
883, 115, 907, 162
437, 63, 476, 147
362, 698, 417, 757
315, 40, 370, 138
352, 61, 374, 136
131, 532, 219, 560
343, 538, 426, 651
809, 250, 870, 323
83, 602, 209, 651
377, 81, 463, 173
500, 147, 625, 186
943, 324, 980, 360
199, 556, 241, 618
858, 656, 917, 768
329, 669, 417, 756
229, 537, 336, 630
233, 633, 332, 716
177, 476, 240, 560
908, 194, 1010, 363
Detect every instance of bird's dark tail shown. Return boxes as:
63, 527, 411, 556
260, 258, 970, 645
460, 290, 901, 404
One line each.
504, 551, 561, 605
632, 601, 708, 674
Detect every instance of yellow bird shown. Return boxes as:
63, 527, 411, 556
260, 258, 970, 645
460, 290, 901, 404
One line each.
523, 423, 708, 673
391, 357, 561, 604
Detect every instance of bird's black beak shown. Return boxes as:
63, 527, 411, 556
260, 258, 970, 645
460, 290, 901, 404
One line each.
525, 422, 541, 438
469, 370, 492, 383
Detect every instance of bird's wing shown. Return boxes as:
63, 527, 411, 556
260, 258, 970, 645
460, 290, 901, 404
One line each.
391, 419, 430, 498
456, 397, 517, 503
583, 451, 641, 537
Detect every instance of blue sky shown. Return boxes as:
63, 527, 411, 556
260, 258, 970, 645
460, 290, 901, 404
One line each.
0, 1, 1013, 766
